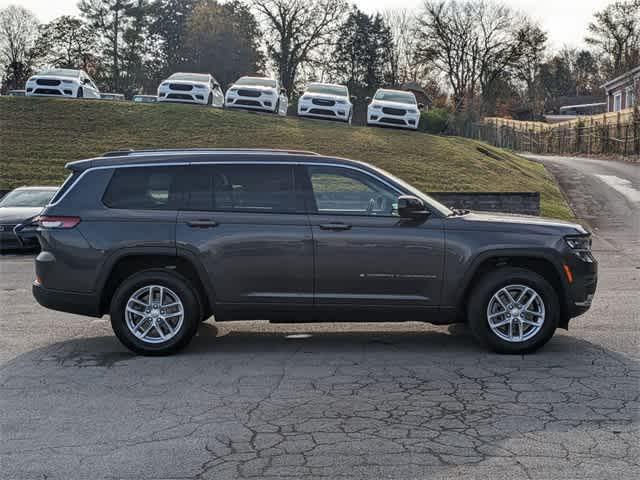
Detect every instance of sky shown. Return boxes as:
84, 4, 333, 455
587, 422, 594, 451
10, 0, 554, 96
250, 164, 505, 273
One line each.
2, 0, 612, 50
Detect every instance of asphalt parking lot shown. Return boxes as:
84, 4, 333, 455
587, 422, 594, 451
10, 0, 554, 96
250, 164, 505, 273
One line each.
1, 157, 639, 480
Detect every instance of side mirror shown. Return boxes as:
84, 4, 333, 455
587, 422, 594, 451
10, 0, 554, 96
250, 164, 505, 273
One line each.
280, 87, 287, 95
83, 79, 90, 85
350, 95, 358, 101
397, 195, 429, 219
418, 103, 425, 110
365, 96, 371, 102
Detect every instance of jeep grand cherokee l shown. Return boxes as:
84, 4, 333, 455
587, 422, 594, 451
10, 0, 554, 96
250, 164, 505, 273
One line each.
32, 149, 597, 355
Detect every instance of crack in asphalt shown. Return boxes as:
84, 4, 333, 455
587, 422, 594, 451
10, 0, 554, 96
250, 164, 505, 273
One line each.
2, 333, 638, 480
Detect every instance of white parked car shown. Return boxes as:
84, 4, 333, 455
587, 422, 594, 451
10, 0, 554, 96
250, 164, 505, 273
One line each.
25, 69, 100, 99
157, 73, 224, 106
367, 89, 423, 130
225, 76, 288, 115
297, 83, 353, 123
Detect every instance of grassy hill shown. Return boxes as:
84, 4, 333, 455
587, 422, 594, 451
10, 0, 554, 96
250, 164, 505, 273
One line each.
0, 97, 572, 219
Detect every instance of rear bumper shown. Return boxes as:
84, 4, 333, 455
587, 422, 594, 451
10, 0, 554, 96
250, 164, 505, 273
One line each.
33, 283, 101, 317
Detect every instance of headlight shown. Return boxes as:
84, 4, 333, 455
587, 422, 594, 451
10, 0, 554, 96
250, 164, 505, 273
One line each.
27, 77, 35, 83
228, 88, 238, 93
408, 109, 418, 114
565, 235, 594, 262
301, 95, 311, 100
371, 105, 382, 109
194, 84, 206, 89
264, 89, 275, 95
336, 100, 346, 104
62, 79, 73, 84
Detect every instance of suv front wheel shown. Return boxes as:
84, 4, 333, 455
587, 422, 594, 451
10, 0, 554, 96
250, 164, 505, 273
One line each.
110, 269, 200, 355
467, 267, 559, 354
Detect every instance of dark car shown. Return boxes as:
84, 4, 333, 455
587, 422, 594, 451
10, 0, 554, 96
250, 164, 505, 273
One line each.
0, 186, 58, 250
31, 149, 597, 355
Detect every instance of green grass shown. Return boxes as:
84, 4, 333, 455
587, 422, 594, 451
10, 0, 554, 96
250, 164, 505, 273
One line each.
0, 97, 573, 219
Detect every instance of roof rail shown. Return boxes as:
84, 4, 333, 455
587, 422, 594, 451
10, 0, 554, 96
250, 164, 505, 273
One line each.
101, 148, 320, 157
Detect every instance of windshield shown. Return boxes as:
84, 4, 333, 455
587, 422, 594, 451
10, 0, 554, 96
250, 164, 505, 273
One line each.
306, 84, 348, 97
0, 189, 56, 208
235, 77, 277, 88
40, 69, 80, 78
369, 166, 453, 216
169, 73, 210, 83
374, 90, 416, 105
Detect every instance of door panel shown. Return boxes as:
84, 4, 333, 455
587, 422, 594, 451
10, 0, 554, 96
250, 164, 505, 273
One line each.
177, 211, 313, 304
176, 164, 313, 306
304, 165, 445, 308
312, 215, 444, 306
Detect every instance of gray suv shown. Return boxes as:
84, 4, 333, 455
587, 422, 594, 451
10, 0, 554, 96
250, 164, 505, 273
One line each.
32, 149, 597, 355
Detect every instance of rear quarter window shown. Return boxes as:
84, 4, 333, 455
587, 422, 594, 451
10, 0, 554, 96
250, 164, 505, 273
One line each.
102, 166, 187, 210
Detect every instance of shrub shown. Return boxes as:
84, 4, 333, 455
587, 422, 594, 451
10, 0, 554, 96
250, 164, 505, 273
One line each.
419, 108, 449, 134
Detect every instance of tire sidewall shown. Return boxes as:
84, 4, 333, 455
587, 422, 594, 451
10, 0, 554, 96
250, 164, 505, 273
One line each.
110, 269, 200, 355
77, 87, 83, 98
468, 268, 559, 354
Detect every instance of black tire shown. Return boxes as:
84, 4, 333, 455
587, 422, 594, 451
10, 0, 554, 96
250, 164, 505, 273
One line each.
467, 267, 559, 354
274, 100, 280, 114
77, 87, 83, 98
208, 93, 213, 106
110, 269, 200, 356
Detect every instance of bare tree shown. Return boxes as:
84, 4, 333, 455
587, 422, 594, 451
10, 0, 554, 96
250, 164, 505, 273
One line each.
383, 8, 420, 86
586, 0, 640, 77
416, 0, 531, 113
250, 0, 347, 94
0, 5, 39, 90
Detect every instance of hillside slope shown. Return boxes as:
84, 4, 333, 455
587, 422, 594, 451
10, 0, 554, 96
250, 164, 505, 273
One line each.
0, 97, 572, 219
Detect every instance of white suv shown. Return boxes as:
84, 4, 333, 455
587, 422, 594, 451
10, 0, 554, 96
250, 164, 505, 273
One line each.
225, 76, 288, 115
367, 89, 423, 130
25, 69, 100, 99
157, 73, 224, 106
297, 83, 353, 123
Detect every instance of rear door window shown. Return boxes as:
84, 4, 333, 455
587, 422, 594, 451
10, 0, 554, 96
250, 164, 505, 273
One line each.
102, 166, 188, 210
185, 164, 301, 213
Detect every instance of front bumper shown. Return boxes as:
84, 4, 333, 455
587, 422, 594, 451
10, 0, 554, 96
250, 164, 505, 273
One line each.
0, 226, 38, 250
26, 82, 77, 97
566, 256, 598, 318
33, 283, 101, 317
367, 109, 419, 129
225, 92, 277, 112
158, 89, 208, 104
298, 100, 350, 121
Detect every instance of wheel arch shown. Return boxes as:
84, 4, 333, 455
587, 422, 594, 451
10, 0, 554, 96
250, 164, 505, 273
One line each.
456, 250, 570, 328
97, 249, 216, 318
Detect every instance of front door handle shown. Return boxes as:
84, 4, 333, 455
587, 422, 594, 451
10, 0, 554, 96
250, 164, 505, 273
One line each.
319, 223, 352, 231
187, 220, 219, 228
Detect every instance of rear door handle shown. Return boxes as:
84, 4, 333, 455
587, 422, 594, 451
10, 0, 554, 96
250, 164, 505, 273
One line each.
319, 223, 352, 231
187, 220, 219, 228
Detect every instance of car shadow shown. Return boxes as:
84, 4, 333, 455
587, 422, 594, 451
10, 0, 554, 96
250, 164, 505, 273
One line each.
1, 322, 638, 479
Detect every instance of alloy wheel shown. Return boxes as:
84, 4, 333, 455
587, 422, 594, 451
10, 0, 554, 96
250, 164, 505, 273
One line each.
125, 285, 184, 344
486, 284, 545, 343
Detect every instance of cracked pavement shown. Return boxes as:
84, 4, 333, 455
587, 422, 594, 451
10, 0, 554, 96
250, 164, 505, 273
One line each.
1, 156, 639, 479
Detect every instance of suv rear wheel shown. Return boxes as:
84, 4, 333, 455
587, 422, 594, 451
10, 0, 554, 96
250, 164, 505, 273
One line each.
467, 267, 559, 354
110, 269, 200, 355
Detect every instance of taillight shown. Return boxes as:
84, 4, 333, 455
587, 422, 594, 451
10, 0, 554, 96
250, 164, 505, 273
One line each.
37, 216, 81, 229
